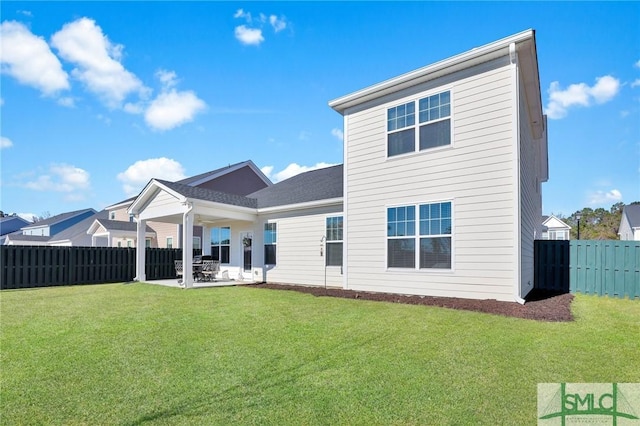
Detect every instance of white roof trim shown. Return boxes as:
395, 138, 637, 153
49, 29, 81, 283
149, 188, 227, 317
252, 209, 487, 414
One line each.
329, 29, 535, 114
257, 197, 343, 214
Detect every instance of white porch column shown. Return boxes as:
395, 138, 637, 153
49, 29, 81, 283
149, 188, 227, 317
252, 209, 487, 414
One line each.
182, 205, 194, 288
135, 219, 146, 282
202, 225, 211, 256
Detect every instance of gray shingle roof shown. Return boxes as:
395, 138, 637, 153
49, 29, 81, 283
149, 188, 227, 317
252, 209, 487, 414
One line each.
49, 210, 109, 242
156, 180, 258, 208
623, 204, 640, 228
94, 219, 155, 233
248, 164, 343, 208
21, 208, 96, 229
153, 165, 343, 210
5, 233, 50, 242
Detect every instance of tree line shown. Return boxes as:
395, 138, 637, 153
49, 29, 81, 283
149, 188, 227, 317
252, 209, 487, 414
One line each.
551, 201, 639, 240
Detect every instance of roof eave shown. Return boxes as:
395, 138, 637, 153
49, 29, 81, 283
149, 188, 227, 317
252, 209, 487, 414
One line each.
257, 197, 343, 214
329, 29, 535, 114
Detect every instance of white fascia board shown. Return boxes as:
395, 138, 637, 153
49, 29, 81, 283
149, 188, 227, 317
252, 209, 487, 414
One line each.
128, 179, 186, 215
329, 29, 535, 114
257, 197, 343, 214
86, 219, 105, 235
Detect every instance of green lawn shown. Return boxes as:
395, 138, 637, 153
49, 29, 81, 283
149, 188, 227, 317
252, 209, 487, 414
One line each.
1, 284, 638, 425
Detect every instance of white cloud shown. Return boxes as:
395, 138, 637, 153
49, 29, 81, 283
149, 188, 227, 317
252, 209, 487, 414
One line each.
234, 25, 264, 46
24, 164, 91, 196
17, 213, 36, 222
266, 162, 338, 183
117, 157, 186, 196
269, 15, 287, 32
156, 69, 178, 88
51, 17, 145, 108
545, 75, 620, 119
260, 165, 274, 179
57, 96, 75, 107
634, 59, 640, 69
1, 136, 13, 149
331, 128, 344, 141
144, 89, 206, 131
631, 79, 640, 88
588, 188, 623, 206
233, 9, 288, 45
0, 20, 70, 95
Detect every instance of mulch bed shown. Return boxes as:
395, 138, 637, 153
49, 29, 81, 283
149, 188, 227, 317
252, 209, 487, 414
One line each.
252, 283, 574, 322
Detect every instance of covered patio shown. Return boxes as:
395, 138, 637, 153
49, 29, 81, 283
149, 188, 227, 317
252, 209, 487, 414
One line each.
128, 179, 261, 289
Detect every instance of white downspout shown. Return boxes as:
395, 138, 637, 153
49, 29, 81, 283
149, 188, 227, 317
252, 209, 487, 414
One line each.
510, 42, 526, 305
181, 202, 194, 288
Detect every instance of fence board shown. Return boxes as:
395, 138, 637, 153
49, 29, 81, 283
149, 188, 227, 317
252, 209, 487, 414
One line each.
1, 246, 184, 289
537, 240, 639, 299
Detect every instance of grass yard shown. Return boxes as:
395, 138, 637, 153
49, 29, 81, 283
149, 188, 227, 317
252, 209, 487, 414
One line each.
1, 283, 638, 425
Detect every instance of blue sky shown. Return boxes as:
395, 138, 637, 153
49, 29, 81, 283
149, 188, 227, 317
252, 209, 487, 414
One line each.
1, 2, 639, 221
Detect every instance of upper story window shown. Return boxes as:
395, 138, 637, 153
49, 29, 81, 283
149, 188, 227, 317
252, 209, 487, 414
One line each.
387, 90, 451, 157
109, 212, 116, 220
325, 216, 343, 267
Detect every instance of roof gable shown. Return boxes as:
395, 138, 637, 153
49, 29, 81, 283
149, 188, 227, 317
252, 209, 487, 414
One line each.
542, 215, 571, 230
623, 204, 640, 228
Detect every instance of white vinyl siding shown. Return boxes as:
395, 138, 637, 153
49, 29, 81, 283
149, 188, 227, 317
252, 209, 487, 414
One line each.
259, 207, 343, 288
518, 70, 545, 298
343, 56, 518, 301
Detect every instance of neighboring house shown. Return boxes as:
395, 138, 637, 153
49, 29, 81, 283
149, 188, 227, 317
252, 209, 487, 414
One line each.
48, 210, 109, 247
541, 215, 571, 240
87, 216, 156, 248
0, 215, 31, 244
89, 160, 271, 248
129, 30, 548, 303
4, 208, 96, 245
618, 204, 640, 241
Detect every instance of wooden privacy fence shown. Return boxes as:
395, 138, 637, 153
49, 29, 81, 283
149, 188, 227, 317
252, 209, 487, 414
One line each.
1, 246, 184, 290
535, 240, 640, 299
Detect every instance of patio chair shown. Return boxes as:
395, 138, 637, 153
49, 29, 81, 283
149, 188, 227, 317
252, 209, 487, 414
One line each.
201, 260, 219, 281
174, 260, 183, 283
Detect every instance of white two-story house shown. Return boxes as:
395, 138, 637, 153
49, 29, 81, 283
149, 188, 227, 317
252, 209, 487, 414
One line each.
130, 29, 547, 303
329, 29, 547, 302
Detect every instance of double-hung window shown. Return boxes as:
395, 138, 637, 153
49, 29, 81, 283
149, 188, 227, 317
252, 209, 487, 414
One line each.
387, 90, 451, 157
211, 227, 230, 263
387, 201, 452, 269
325, 216, 343, 266
264, 223, 277, 265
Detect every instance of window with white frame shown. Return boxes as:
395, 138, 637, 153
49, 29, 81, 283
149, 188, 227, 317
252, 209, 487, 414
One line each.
129, 214, 134, 223
145, 238, 151, 248
109, 212, 116, 220
387, 90, 451, 157
326, 216, 343, 266
387, 201, 452, 269
264, 223, 277, 265
166, 237, 173, 249
193, 236, 201, 252
211, 227, 230, 263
